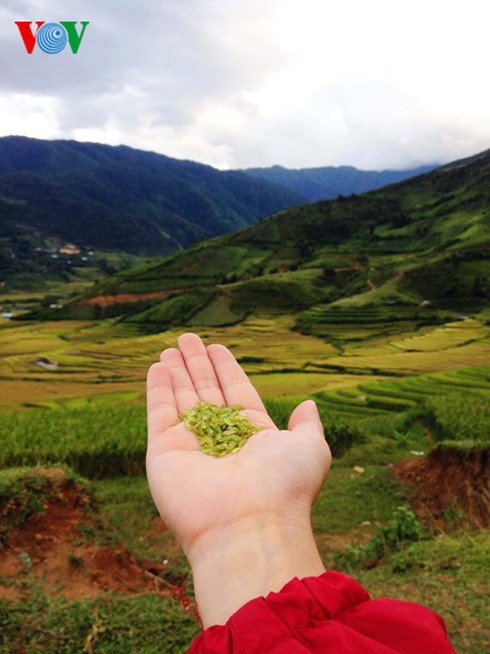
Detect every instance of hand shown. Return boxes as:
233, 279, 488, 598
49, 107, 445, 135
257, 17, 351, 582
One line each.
146, 332, 331, 553
146, 333, 331, 626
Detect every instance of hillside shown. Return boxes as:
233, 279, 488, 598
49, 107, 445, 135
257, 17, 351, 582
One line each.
243, 163, 437, 201
0, 136, 303, 286
61, 148, 490, 329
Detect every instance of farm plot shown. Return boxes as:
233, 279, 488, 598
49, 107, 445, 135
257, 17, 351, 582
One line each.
315, 365, 490, 418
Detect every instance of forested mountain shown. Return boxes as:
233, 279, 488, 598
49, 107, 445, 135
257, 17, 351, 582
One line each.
0, 136, 303, 285
243, 163, 438, 201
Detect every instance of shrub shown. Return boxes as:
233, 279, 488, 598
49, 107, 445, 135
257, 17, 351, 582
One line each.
335, 505, 429, 570
0, 467, 88, 545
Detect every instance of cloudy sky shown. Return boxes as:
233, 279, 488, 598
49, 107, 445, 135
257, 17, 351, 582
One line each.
1, 0, 489, 170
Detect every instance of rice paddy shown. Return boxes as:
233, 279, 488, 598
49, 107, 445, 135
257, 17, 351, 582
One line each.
0, 312, 488, 413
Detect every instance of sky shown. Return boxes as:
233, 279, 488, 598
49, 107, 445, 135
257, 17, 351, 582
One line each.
1, 0, 489, 170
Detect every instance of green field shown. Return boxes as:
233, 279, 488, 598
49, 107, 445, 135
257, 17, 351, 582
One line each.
0, 310, 489, 653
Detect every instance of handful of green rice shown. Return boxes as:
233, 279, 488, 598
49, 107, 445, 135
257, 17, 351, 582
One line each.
180, 401, 262, 457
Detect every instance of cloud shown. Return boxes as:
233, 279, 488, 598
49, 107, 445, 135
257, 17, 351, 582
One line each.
0, 0, 489, 169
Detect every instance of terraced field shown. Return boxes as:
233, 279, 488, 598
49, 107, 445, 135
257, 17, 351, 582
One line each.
314, 365, 490, 418
1, 313, 488, 413
0, 316, 341, 408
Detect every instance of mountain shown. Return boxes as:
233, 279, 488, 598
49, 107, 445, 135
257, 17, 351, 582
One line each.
242, 163, 438, 202
59, 148, 489, 328
0, 136, 303, 286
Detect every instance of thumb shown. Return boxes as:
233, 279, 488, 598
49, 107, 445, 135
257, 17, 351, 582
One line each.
288, 399, 324, 438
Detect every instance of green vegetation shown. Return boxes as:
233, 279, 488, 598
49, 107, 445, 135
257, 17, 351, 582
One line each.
124, 289, 216, 328
353, 533, 490, 654
335, 505, 429, 570
313, 363, 490, 419
8, 443, 486, 652
422, 394, 490, 444
0, 591, 198, 654
0, 406, 147, 478
311, 465, 408, 534
2, 459, 487, 652
62, 147, 489, 328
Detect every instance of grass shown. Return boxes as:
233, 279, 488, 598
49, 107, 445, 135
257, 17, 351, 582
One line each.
352, 533, 490, 653
1, 446, 488, 654
0, 468, 65, 544
311, 465, 408, 534
91, 477, 166, 557
0, 590, 199, 654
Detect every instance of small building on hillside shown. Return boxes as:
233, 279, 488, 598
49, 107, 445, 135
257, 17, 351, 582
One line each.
59, 243, 81, 255
35, 357, 59, 371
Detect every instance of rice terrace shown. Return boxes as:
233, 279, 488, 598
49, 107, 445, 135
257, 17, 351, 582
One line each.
0, 139, 489, 652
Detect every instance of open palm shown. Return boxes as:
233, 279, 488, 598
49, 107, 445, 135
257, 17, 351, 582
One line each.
146, 333, 331, 557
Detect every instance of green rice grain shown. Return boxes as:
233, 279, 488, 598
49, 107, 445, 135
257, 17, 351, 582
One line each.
180, 401, 263, 457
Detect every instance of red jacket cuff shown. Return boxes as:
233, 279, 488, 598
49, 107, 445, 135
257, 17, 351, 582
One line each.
187, 571, 456, 653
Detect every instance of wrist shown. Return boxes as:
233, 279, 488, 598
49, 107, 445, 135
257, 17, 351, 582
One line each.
187, 512, 325, 628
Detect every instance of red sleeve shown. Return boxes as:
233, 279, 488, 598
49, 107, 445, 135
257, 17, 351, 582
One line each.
187, 571, 457, 653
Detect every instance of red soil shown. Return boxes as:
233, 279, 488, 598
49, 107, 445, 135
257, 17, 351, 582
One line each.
395, 445, 490, 530
0, 469, 173, 600
76, 289, 183, 307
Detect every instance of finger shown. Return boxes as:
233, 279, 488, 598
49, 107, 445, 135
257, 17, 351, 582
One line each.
288, 400, 324, 439
207, 343, 268, 413
146, 363, 178, 440
160, 347, 199, 413
288, 400, 332, 491
177, 333, 225, 405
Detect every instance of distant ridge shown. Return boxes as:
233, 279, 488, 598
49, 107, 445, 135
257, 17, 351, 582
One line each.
0, 136, 303, 247
242, 162, 439, 202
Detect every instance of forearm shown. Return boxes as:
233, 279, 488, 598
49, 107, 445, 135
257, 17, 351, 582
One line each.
186, 513, 325, 628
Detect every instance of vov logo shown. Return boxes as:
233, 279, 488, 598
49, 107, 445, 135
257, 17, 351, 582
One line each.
15, 21, 89, 54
